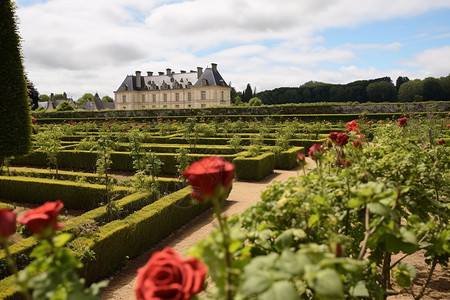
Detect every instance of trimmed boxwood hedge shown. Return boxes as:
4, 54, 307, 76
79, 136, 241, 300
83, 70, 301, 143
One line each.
0, 187, 211, 298
274, 146, 304, 170
0, 176, 131, 210
233, 152, 275, 181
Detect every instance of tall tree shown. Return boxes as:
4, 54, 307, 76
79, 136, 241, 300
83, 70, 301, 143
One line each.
398, 80, 423, 102
366, 81, 397, 102
423, 77, 444, 101
243, 83, 253, 103
76, 93, 95, 107
25, 75, 40, 110
395, 76, 409, 91
0, 0, 32, 165
102, 95, 114, 102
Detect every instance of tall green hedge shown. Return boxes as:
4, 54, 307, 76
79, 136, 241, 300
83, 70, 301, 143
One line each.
0, 1, 31, 160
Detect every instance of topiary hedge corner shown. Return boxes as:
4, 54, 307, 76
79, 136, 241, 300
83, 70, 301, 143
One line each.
274, 146, 304, 170
233, 152, 275, 181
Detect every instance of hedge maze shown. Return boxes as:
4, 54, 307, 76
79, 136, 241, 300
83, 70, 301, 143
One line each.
2, 111, 448, 299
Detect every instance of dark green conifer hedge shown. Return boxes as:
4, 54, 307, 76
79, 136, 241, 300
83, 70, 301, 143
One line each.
0, 0, 31, 161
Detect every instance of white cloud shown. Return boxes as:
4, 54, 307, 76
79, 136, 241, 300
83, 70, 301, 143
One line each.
403, 46, 450, 77
15, 0, 450, 99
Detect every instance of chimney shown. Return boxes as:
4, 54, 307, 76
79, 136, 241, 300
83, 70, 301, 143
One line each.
147, 71, 153, 76
136, 71, 141, 89
158, 72, 164, 75
197, 67, 203, 79
211, 63, 217, 71
180, 70, 186, 73
166, 68, 172, 76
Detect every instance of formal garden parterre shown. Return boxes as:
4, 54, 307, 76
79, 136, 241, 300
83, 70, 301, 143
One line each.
0, 109, 449, 299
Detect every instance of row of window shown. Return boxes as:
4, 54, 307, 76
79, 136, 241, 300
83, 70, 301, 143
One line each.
120, 91, 225, 103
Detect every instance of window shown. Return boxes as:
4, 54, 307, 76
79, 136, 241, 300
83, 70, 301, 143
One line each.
163, 94, 167, 102
188, 105, 191, 108
175, 105, 179, 108
187, 92, 191, 101
142, 106, 145, 108
221, 91, 224, 100
142, 95, 146, 102
131, 94, 135, 101
152, 105, 156, 108
175, 93, 179, 101
220, 100, 226, 105
152, 94, 156, 102
122, 106, 126, 109
163, 105, 167, 108
122, 95, 126, 103
201, 91, 206, 100
201, 104, 206, 108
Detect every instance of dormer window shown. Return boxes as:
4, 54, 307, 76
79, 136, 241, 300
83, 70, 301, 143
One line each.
201, 78, 208, 86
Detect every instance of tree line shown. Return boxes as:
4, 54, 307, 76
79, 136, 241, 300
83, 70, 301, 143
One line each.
254, 75, 450, 105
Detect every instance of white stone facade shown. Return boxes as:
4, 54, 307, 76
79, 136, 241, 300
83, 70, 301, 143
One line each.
114, 63, 230, 110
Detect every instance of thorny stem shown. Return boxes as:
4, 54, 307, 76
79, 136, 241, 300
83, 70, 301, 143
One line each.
411, 260, 437, 300
358, 189, 400, 260
212, 196, 233, 300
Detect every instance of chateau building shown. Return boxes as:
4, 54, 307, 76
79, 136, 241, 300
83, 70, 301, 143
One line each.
114, 63, 230, 110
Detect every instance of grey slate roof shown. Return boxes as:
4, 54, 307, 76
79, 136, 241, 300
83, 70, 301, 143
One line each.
116, 64, 228, 92
193, 67, 228, 88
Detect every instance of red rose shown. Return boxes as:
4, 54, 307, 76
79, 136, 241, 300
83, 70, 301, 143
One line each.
353, 140, 360, 148
398, 117, 408, 127
182, 157, 234, 202
346, 120, 359, 132
335, 133, 349, 146
328, 132, 338, 141
0, 209, 17, 239
18, 200, 64, 235
344, 160, 351, 168
308, 143, 323, 160
438, 139, 445, 145
135, 247, 207, 300
297, 152, 305, 162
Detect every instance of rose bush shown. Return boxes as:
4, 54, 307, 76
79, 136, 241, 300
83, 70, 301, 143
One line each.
135, 247, 207, 300
308, 143, 323, 160
18, 200, 64, 236
0, 208, 16, 239
182, 157, 234, 202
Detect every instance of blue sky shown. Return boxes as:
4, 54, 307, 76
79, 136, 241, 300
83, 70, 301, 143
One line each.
15, 0, 450, 99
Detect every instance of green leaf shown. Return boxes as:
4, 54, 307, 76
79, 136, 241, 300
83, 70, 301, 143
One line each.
53, 233, 73, 248
350, 281, 369, 297
313, 269, 344, 299
367, 203, 389, 216
308, 214, 320, 227
392, 263, 416, 288
348, 198, 363, 209
240, 273, 271, 295
259, 280, 300, 300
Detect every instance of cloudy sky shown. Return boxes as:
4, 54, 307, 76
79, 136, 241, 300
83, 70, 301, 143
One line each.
15, 0, 450, 100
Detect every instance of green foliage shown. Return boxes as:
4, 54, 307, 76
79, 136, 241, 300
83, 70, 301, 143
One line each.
366, 81, 397, 102
35, 125, 63, 176
76, 93, 95, 108
248, 97, 262, 106
101, 95, 114, 102
54, 100, 74, 111
0, 0, 32, 159
39, 94, 49, 102
233, 152, 275, 181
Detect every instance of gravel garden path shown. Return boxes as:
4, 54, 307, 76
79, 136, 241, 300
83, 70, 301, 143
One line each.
100, 161, 312, 299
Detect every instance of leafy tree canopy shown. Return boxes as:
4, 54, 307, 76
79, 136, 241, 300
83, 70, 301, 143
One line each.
76, 93, 94, 107
102, 95, 114, 102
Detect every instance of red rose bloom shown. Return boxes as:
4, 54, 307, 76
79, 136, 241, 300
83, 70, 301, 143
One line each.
18, 200, 64, 235
398, 117, 408, 127
335, 133, 349, 146
0, 209, 17, 239
297, 152, 305, 162
328, 132, 338, 141
438, 139, 445, 145
182, 157, 234, 202
135, 247, 207, 300
308, 143, 323, 160
353, 140, 360, 148
346, 120, 359, 132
